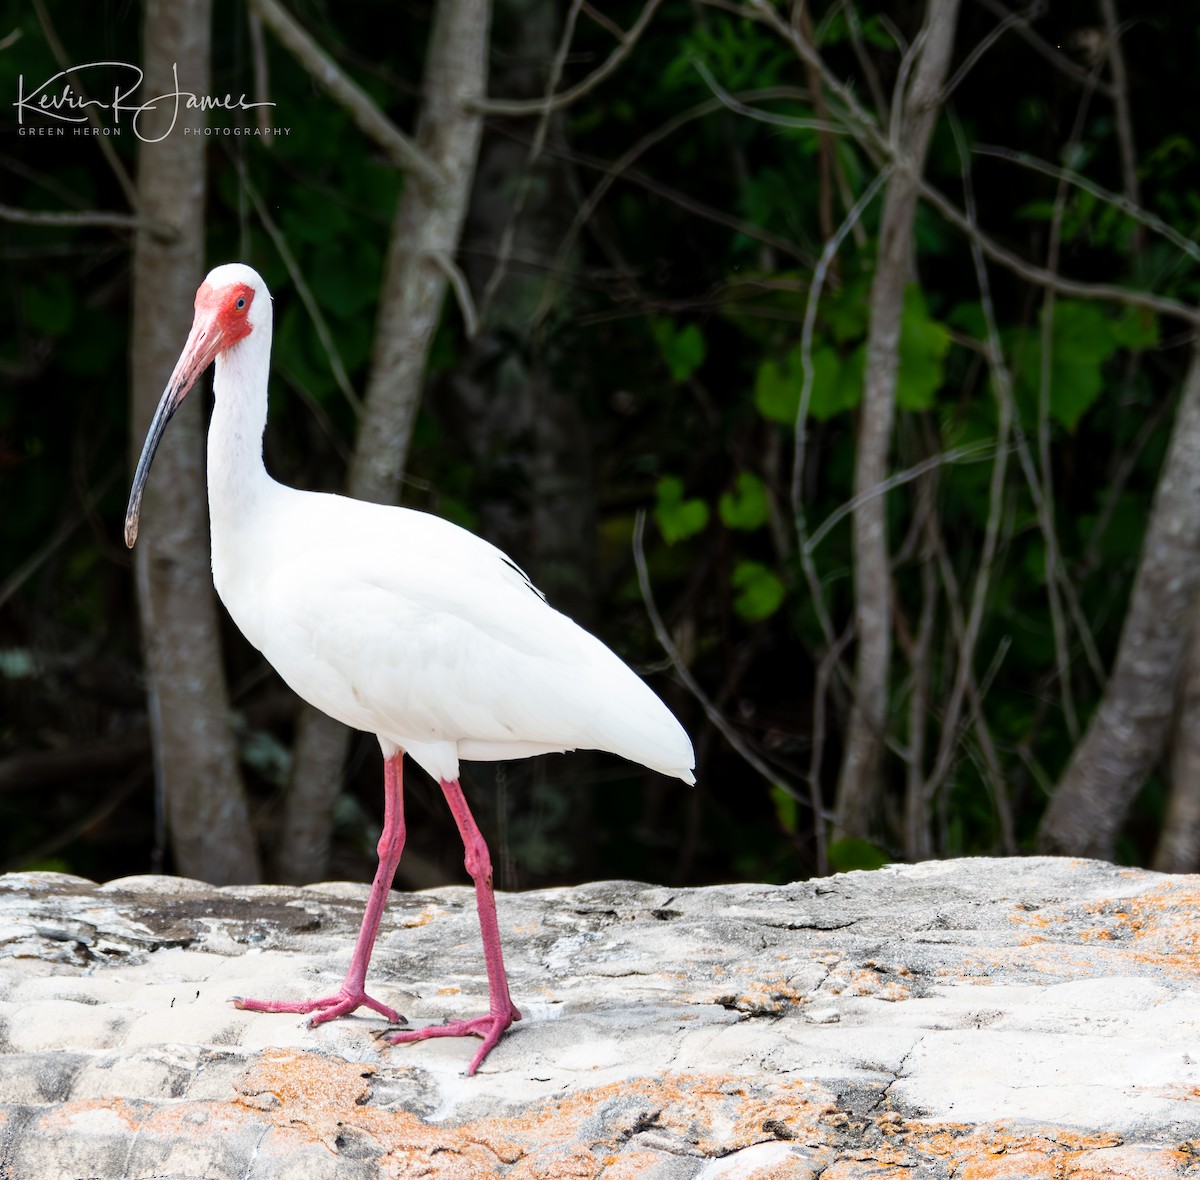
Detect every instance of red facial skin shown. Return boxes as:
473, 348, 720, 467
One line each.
124, 281, 258, 548
194, 281, 256, 352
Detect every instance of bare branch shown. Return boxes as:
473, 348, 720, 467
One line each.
975, 0, 1114, 95
922, 113, 1018, 817
430, 249, 480, 338
632, 513, 806, 806
31, 0, 139, 211
475, 0, 664, 116
238, 165, 364, 416
690, 58, 852, 137
479, 0, 584, 323
792, 168, 892, 646
249, 0, 443, 187
0, 204, 170, 237
1099, 0, 1140, 218
943, 1, 1036, 100
975, 145, 1200, 267
918, 181, 1200, 325
0, 467, 121, 613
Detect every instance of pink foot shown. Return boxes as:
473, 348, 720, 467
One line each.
382, 1002, 521, 1075
232, 985, 404, 1027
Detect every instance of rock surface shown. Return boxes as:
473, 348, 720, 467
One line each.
0, 857, 1197, 1178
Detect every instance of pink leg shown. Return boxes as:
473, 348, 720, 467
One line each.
384, 777, 521, 1074
233, 752, 407, 1027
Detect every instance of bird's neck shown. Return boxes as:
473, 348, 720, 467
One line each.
206, 327, 278, 539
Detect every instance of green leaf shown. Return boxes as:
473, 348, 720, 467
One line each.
654, 476, 709, 544
808, 344, 864, 421
1017, 300, 1119, 431
826, 837, 889, 872
896, 286, 951, 411
754, 352, 800, 424
719, 472, 770, 531
650, 319, 706, 383
1110, 306, 1159, 351
822, 275, 871, 343
770, 784, 799, 835
731, 559, 785, 620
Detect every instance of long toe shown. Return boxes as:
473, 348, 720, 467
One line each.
232, 986, 402, 1026
384, 1007, 519, 1075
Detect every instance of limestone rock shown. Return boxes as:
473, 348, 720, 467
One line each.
0, 857, 1197, 1177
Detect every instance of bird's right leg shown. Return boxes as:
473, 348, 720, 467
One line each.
232, 751, 407, 1026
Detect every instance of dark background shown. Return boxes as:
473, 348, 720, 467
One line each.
1, 0, 1197, 890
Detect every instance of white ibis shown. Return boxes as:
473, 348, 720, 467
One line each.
125, 263, 695, 1074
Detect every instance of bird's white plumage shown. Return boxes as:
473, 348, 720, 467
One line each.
199, 265, 695, 787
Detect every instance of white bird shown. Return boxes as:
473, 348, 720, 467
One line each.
125, 262, 695, 1074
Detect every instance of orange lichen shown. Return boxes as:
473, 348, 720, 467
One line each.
18, 1053, 1200, 1178
396, 906, 440, 929
1082, 884, 1200, 976
997, 883, 1200, 980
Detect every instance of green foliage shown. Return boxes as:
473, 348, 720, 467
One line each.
654, 475, 709, 543
770, 784, 800, 835
651, 319, 706, 383
1014, 300, 1157, 432
754, 348, 805, 424
827, 838, 890, 872
897, 287, 951, 411
719, 472, 770, 531
731, 559, 786, 621
2, 0, 1195, 895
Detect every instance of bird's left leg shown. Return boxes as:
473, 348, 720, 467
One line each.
384, 777, 521, 1074
233, 751, 407, 1026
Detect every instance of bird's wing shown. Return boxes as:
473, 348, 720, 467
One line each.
251, 498, 694, 781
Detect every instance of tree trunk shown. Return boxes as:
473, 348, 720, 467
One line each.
1155, 606, 1200, 872
438, 0, 597, 887
832, 0, 961, 842
276, 0, 491, 884
131, 0, 261, 884
1039, 342, 1200, 858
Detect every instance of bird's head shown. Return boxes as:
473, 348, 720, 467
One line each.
124, 264, 271, 548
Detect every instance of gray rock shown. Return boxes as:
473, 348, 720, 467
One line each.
1, 857, 1198, 1178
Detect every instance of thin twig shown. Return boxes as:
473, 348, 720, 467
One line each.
238, 163, 364, 416
918, 181, 1200, 325
1100, 0, 1140, 222
0, 467, 122, 612
975, 0, 1114, 95
1035, 61, 1106, 741
0, 204, 169, 236
474, 0, 665, 116
689, 58, 851, 137
803, 440, 1000, 556
632, 512, 806, 805
926, 499, 1018, 851
808, 623, 854, 875
922, 112, 1017, 817
250, 0, 443, 187
479, 0, 585, 324
530, 97, 818, 325
974, 145, 1200, 266
31, 0, 140, 211
248, 5, 274, 139
942, 2, 1034, 100
431, 249, 480, 338
792, 167, 892, 645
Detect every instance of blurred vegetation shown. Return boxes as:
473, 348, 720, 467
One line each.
2, 0, 1199, 889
